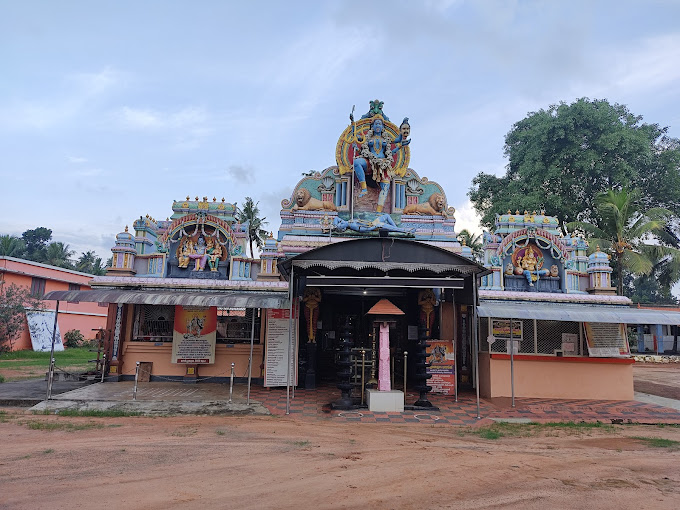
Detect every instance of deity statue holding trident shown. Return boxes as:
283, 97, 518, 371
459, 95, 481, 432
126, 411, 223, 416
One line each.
348, 100, 411, 212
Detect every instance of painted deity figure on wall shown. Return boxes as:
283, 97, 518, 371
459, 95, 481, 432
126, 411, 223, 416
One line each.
349, 108, 411, 212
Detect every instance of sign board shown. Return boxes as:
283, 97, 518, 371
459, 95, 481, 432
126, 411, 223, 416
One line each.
561, 333, 578, 355
264, 308, 298, 387
427, 340, 455, 395
172, 306, 217, 363
26, 310, 64, 352
584, 322, 630, 357
491, 319, 523, 339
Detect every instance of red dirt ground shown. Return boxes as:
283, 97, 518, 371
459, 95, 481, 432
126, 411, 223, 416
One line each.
1, 410, 678, 509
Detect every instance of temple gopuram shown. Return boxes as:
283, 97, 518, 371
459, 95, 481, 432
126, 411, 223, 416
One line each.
45, 100, 680, 410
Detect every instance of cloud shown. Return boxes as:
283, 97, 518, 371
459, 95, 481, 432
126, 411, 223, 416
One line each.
115, 106, 208, 130
452, 199, 483, 236
226, 164, 254, 183
0, 66, 123, 131
67, 156, 88, 164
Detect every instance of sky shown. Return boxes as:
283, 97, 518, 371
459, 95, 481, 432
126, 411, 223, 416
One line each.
1, 0, 680, 262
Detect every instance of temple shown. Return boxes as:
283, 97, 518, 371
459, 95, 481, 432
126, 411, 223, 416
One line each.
45, 100, 680, 410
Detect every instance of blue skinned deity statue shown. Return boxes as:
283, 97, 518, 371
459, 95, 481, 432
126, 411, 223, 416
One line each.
333, 214, 414, 234
349, 106, 411, 213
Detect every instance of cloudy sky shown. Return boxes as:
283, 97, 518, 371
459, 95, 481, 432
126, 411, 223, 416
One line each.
2, 0, 679, 261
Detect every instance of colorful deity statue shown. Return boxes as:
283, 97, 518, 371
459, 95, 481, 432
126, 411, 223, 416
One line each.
418, 289, 437, 334
348, 104, 411, 212
177, 238, 193, 268
517, 245, 549, 287
206, 237, 223, 272
188, 236, 209, 271
332, 214, 414, 234
302, 288, 322, 343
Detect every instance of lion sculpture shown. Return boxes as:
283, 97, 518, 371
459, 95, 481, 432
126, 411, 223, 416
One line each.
291, 188, 337, 211
403, 192, 447, 217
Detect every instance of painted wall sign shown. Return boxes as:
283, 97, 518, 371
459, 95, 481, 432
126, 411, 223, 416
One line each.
172, 306, 217, 363
26, 310, 64, 352
584, 322, 630, 357
264, 308, 298, 387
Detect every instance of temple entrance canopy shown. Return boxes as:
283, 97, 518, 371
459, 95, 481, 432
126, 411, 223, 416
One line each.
279, 237, 486, 299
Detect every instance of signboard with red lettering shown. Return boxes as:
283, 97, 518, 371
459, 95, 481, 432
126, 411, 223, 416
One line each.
172, 306, 217, 363
427, 340, 455, 395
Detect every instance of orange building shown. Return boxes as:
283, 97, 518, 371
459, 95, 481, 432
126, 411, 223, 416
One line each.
0, 256, 107, 351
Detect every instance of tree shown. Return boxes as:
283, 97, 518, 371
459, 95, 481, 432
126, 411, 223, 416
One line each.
0, 282, 44, 351
21, 227, 52, 262
45, 242, 75, 269
567, 189, 680, 296
458, 229, 483, 263
237, 197, 269, 258
468, 98, 680, 231
76, 251, 107, 275
0, 235, 26, 258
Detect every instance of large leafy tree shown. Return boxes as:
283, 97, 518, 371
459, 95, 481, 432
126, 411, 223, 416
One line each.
469, 98, 680, 231
0, 235, 26, 258
21, 227, 52, 262
237, 197, 269, 258
567, 189, 680, 296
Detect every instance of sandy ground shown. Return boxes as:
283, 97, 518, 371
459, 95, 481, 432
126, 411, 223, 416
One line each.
1, 411, 679, 510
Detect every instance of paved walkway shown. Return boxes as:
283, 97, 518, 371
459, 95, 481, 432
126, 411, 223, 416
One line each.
11, 380, 679, 425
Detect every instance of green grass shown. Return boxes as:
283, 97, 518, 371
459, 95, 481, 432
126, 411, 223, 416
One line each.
633, 436, 680, 449
0, 347, 94, 380
23, 420, 104, 432
288, 440, 311, 447
42, 448, 54, 454
55, 409, 141, 418
0, 374, 5, 383
470, 421, 616, 440
0, 347, 92, 365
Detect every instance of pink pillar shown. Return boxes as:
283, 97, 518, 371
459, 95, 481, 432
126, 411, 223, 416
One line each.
378, 322, 391, 391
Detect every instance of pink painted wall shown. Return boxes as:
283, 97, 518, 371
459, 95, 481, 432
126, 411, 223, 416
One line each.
0, 257, 108, 351
118, 343, 263, 380
482, 355, 634, 400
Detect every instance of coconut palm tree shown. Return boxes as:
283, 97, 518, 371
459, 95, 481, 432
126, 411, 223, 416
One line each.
567, 188, 680, 295
45, 242, 75, 269
458, 229, 484, 263
0, 235, 26, 258
237, 197, 269, 258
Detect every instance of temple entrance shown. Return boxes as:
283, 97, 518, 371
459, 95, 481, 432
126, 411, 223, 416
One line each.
312, 290, 416, 384
280, 237, 488, 410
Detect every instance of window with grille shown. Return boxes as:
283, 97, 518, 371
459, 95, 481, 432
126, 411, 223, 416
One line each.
482, 317, 584, 356
30, 277, 46, 298
217, 308, 261, 344
132, 305, 175, 342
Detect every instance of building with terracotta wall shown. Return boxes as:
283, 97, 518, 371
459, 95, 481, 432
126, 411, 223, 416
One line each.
0, 256, 108, 351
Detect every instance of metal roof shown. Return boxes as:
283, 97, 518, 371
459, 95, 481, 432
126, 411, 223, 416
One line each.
43, 289, 288, 309
477, 300, 680, 325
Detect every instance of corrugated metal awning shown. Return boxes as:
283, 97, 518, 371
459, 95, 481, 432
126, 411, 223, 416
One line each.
477, 300, 680, 325
43, 289, 288, 309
